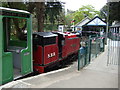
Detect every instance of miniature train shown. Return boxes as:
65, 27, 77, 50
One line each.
33, 32, 80, 73
0, 7, 80, 85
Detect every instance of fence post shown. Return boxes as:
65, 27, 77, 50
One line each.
84, 42, 87, 65
95, 35, 98, 57
88, 36, 92, 63
103, 38, 105, 52
78, 49, 81, 71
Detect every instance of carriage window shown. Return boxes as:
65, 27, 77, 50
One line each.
3, 17, 27, 50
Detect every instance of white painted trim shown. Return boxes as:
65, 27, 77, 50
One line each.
21, 66, 71, 81
0, 7, 30, 14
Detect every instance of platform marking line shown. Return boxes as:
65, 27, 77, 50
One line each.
20, 66, 71, 81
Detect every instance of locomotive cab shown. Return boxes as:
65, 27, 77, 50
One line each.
52, 32, 67, 58
53, 32, 80, 58
33, 32, 58, 73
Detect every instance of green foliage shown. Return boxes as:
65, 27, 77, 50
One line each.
45, 2, 63, 24
8, 2, 27, 11
44, 24, 58, 31
65, 13, 74, 27
100, 4, 108, 22
101, 2, 120, 24
65, 5, 100, 26
72, 11, 84, 24
74, 5, 99, 24
109, 2, 120, 22
1, 2, 8, 7
1, 1, 64, 32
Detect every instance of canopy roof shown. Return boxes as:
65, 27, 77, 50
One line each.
75, 17, 91, 27
0, 7, 30, 14
83, 16, 106, 26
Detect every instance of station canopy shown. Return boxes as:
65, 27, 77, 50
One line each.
84, 16, 106, 26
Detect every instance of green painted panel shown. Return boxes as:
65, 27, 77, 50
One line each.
2, 52, 13, 84
0, 16, 3, 85
9, 40, 27, 48
2, 16, 13, 84
21, 17, 33, 75
21, 49, 32, 75
0, 16, 13, 85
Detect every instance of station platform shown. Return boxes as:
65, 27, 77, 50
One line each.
0, 46, 118, 88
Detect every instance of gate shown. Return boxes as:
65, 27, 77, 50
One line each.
78, 34, 105, 70
107, 26, 120, 65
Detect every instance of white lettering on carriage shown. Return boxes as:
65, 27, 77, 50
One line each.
48, 52, 56, 58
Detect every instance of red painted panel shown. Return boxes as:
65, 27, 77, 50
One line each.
67, 34, 77, 38
62, 36, 80, 58
44, 44, 58, 65
62, 37, 68, 58
33, 65, 44, 73
66, 38, 80, 55
62, 45, 67, 58
33, 46, 43, 65
56, 36, 58, 45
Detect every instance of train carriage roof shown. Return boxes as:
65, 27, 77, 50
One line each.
33, 32, 58, 38
0, 7, 30, 14
53, 32, 67, 36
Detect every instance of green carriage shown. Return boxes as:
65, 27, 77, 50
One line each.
0, 7, 33, 85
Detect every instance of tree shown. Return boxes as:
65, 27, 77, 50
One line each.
45, 2, 62, 24
35, 2, 45, 32
72, 11, 84, 24
109, 2, 120, 22
65, 5, 99, 26
100, 2, 120, 24
65, 9, 75, 27
7, 2, 28, 40
100, 4, 108, 22
2, 0, 64, 32
44, 1, 63, 31
74, 5, 99, 24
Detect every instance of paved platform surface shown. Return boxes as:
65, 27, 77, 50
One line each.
0, 46, 118, 88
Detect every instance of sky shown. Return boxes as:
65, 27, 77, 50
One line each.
61, 0, 107, 11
